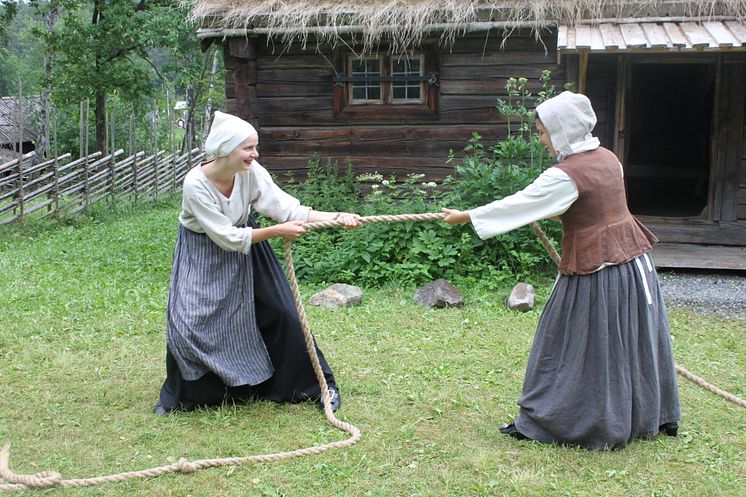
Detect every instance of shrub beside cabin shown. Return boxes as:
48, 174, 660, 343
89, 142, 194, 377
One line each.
192, 1, 746, 269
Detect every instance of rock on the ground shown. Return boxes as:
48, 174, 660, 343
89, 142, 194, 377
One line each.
413, 279, 464, 308
308, 283, 363, 308
508, 283, 535, 312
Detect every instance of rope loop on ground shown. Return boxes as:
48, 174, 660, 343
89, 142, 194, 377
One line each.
1, 211, 742, 492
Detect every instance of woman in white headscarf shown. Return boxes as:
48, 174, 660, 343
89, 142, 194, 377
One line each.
442, 92, 680, 450
154, 111, 361, 415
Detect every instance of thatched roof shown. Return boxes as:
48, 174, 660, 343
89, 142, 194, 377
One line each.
189, 1, 746, 52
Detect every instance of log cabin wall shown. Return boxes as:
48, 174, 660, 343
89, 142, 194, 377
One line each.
729, 58, 746, 223
221, 30, 562, 181
220, 30, 745, 248
585, 52, 746, 246
740, 97, 746, 221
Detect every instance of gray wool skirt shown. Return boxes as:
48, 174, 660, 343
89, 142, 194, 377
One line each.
514, 252, 680, 450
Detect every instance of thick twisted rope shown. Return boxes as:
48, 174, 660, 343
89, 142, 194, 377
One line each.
0, 218, 372, 492
674, 365, 746, 408
291, 213, 746, 410
1, 212, 742, 491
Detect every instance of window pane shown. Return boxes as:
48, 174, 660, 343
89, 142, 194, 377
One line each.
350, 57, 382, 103
391, 57, 422, 102
352, 86, 366, 100
392, 58, 420, 75
366, 59, 380, 74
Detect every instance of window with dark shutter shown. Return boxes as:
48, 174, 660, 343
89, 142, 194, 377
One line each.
333, 47, 439, 119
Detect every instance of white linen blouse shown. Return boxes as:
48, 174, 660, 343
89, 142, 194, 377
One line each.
179, 161, 311, 254
469, 167, 579, 240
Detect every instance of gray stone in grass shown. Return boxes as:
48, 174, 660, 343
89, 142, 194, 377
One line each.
413, 279, 464, 308
508, 282, 535, 312
308, 283, 363, 308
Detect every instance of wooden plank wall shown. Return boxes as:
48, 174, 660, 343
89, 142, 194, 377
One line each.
223, 30, 562, 180
736, 57, 746, 221
736, 104, 746, 221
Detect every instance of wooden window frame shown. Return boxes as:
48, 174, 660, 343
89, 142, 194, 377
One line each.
334, 46, 439, 119
348, 56, 384, 104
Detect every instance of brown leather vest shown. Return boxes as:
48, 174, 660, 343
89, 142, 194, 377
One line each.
555, 147, 658, 275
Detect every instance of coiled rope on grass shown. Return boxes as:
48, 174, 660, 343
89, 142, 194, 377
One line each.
1, 212, 743, 491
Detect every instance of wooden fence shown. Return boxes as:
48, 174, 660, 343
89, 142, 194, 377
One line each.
0, 148, 205, 225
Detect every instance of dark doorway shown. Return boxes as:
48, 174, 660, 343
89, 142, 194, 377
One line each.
625, 63, 714, 216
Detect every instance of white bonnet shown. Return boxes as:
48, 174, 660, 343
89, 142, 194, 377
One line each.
204, 111, 257, 157
535, 91, 599, 161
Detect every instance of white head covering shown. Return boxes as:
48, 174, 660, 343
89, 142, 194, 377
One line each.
535, 91, 600, 162
204, 111, 257, 157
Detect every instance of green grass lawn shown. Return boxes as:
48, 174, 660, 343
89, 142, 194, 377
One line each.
0, 197, 744, 497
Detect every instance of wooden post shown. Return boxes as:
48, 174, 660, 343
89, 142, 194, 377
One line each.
152, 99, 158, 154
227, 37, 260, 129
104, 107, 109, 153
153, 153, 159, 200
79, 100, 84, 159
83, 151, 90, 214
578, 51, 589, 94
171, 149, 177, 192
109, 111, 116, 205
52, 107, 60, 219
132, 153, 139, 200
16, 81, 24, 218
79, 98, 90, 160
186, 85, 194, 154
202, 47, 220, 148
565, 54, 579, 93
614, 56, 630, 167
129, 107, 136, 157
166, 89, 174, 154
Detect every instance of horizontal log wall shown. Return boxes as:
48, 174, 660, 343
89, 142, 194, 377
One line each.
222, 32, 746, 247
224, 30, 563, 180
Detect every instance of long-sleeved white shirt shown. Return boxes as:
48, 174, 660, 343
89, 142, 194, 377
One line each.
469, 167, 579, 239
179, 162, 311, 253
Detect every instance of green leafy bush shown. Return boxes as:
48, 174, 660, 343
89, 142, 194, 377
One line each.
274, 72, 565, 288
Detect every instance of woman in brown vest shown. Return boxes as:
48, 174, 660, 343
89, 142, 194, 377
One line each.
442, 91, 680, 450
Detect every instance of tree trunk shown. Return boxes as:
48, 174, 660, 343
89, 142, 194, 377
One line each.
38, 5, 60, 160
92, 0, 105, 152
95, 92, 106, 153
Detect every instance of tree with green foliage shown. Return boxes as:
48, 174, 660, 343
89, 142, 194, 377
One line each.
0, 1, 222, 156
38, 1, 172, 151
0, 0, 16, 43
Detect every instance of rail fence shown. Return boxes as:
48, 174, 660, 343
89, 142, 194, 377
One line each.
0, 148, 205, 225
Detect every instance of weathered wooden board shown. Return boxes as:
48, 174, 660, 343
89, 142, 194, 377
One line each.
643, 218, 746, 245
259, 125, 510, 157
652, 242, 746, 270
440, 51, 553, 66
